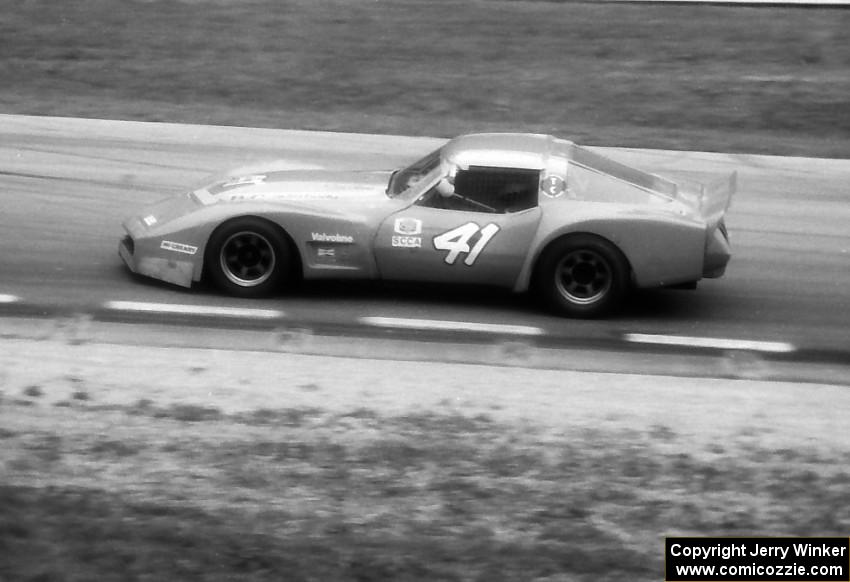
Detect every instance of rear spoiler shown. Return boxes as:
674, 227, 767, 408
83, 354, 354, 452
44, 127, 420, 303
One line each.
675, 171, 737, 227
699, 171, 736, 223
567, 144, 736, 226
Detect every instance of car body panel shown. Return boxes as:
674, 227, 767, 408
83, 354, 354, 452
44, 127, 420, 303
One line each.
517, 208, 707, 290
374, 206, 543, 287
119, 132, 734, 298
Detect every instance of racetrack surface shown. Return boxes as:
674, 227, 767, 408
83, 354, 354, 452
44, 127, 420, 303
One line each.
1, 114, 849, 364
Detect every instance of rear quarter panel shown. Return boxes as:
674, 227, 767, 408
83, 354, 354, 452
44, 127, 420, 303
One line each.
517, 199, 707, 291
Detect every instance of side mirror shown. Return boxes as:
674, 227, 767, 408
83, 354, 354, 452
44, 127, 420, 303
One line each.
436, 178, 455, 198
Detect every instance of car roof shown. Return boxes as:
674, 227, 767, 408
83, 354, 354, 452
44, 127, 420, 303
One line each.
441, 133, 678, 198
442, 133, 574, 170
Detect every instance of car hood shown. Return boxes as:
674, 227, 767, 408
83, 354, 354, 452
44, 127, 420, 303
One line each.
193, 169, 393, 207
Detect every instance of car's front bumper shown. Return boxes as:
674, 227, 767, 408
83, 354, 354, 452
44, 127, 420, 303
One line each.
118, 233, 196, 288
118, 234, 135, 271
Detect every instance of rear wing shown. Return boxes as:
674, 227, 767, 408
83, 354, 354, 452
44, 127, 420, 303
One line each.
700, 171, 736, 224
567, 144, 736, 226
673, 172, 736, 228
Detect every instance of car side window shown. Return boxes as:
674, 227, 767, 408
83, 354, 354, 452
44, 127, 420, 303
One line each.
417, 166, 540, 214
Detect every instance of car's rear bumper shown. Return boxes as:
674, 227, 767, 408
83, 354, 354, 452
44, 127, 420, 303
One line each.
703, 221, 731, 278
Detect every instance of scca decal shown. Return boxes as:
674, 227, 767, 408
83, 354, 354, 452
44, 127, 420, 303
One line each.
392, 235, 421, 248
433, 222, 500, 266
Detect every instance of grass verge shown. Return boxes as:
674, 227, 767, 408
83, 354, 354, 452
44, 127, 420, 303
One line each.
2, 398, 848, 581
2, 0, 849, 157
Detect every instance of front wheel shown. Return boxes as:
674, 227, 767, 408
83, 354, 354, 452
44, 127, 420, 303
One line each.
534, 235, 629, 318
205, 218, 292, 298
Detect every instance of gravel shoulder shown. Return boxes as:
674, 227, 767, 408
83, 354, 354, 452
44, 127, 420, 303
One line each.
2, 337, 848, 450
2, 337, 848, 581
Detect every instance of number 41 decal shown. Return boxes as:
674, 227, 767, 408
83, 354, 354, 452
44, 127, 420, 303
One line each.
433, 222, 500, 266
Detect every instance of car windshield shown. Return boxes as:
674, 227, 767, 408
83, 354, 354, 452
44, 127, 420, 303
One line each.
386, 147, 443, 198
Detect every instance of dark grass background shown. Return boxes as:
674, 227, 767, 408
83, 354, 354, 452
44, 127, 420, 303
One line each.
1, 0, 849, 156
2, 401, 848, 581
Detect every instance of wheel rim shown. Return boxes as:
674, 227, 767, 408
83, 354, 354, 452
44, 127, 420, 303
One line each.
219, 231, 276, 287
554, 249, 612, 305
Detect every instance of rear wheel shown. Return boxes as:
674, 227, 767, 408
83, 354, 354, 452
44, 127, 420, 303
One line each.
205, 218, 292, 298
534, 235, 629, 318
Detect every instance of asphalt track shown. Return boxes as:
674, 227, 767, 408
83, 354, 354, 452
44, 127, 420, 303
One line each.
1, 114, 848, 373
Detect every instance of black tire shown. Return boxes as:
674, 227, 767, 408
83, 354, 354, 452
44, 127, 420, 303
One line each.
205, 217, 292, 298
534, 234, 630, 318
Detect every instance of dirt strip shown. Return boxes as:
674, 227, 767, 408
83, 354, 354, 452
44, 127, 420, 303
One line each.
2, 335, 847, 581
2, 337, 846, 454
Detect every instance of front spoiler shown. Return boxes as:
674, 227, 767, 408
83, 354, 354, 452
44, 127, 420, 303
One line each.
119, 237, 195, 288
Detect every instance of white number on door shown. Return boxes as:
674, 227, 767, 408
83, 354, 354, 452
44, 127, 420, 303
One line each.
433, 222, 500, 266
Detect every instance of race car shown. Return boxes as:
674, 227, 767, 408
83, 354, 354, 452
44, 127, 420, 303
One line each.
119, 133, 734, 318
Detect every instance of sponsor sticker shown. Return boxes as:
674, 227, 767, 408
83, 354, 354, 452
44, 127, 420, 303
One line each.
143, 215, 158, 227
311, 232, 354, 243
221, 174, 267, 189
541, 175, 567, 198
394, 217, 422, 235
392, 235, 422, 248
160, 240, 198, 255
317, 248, 336, 257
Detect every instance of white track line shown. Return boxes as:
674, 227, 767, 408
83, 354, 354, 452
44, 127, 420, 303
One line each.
0, 294, 21, 303
360, 316, 544, 336
624, 333, 796, 353
104, 301, 284, 319
625, 0, 850, 4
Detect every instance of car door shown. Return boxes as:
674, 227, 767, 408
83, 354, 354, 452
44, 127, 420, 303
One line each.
373, 166, 543, 287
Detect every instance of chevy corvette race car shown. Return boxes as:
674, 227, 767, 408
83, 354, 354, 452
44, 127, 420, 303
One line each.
119, 133, 734, 318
